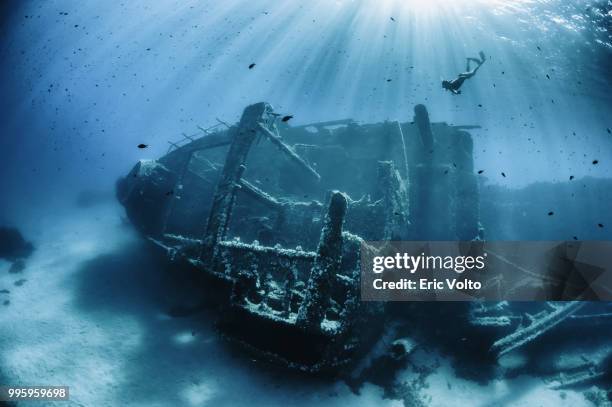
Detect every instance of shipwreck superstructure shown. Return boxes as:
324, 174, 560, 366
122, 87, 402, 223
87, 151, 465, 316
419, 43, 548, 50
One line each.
116, 102, 481, 371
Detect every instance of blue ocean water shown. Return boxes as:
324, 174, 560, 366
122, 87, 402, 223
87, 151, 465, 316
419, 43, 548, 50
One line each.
0, 1, 611, 406
1, 0, 611, 221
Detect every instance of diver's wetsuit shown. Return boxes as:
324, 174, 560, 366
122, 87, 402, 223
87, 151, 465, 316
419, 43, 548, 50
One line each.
443, 52, 486, 94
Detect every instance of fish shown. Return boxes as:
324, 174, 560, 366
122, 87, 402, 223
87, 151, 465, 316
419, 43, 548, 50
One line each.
137, 144, 148, 149
248, 63, 256, 69
281, 115, 293, 122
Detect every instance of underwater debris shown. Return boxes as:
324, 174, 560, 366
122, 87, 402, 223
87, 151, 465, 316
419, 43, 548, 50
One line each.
490, 302, 586, 358
547, 366, 604, 390
545, 352, 612, 390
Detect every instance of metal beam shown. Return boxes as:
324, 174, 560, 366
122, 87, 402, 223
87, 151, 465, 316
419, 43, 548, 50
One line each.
238, 178, 281, 209
256, 123, 321, 181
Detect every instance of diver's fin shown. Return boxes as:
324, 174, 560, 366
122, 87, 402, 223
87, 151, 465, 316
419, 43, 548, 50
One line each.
479, 51, 486, 62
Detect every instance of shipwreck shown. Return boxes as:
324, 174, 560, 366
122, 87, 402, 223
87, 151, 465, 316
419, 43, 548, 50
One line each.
116, 101, 480, 372
116, 102, 611, 382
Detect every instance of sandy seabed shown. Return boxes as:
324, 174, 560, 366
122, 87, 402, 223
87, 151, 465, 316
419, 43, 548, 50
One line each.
0, 202, 592, 407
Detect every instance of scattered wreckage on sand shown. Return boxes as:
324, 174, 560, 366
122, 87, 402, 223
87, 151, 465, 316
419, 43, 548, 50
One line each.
116, 102, 610, 394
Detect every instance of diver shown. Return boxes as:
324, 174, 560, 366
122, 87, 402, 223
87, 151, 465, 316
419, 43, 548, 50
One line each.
442, 51, 486, 95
